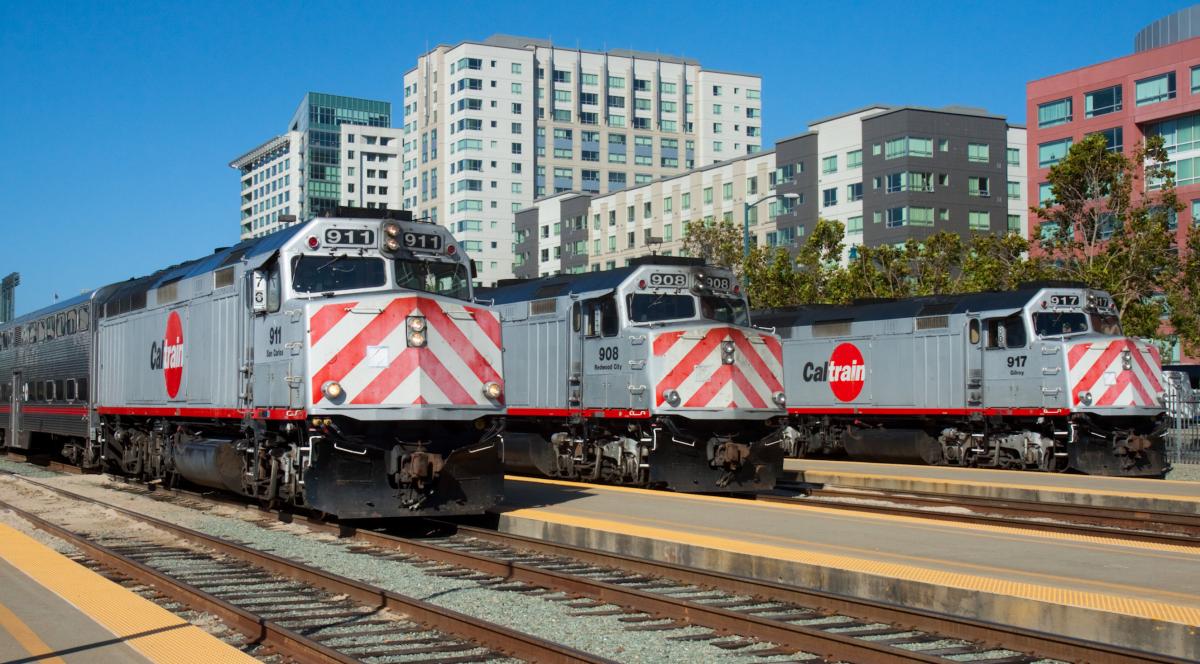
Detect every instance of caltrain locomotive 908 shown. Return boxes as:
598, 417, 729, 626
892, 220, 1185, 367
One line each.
754, 283, 1169, 477
482, 258, 787, 492
0, 208, 506, 517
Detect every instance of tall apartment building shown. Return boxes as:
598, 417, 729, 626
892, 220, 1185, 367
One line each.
1027, 6, 1200, 251
231, 92, 399, 240
515, 105, 1027, 277
401, 35, 763, 285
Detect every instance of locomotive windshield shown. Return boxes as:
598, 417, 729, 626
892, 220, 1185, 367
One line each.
627, 293, 696, 323
394, 259, 471, 300
292, 256, 386, 293
700, 296, 749, 326
1033, 311, 1123, 337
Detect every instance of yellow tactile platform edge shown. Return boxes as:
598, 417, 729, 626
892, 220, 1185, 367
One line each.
788, 460, 1200, 503
0, 522, 257, 664
500, 501, 1200, 627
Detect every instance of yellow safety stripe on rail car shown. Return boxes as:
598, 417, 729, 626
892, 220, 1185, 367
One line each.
499, 505, 1200, 626
507, 476, 1200, 557
0, 522, 257, 664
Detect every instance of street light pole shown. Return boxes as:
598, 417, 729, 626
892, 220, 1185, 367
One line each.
742, 192, 799, 257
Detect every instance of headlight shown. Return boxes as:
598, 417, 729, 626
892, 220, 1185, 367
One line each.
385, 238, 400, 252
663, 389, 681, 406
408, 316, 426, 332
483, 382, 503, 399
773, 391, 787, 407
322, 381, 344, 400
722, 341, 735, 354
1080, 391, 1093, 406
722, 353, 735, 365
1121, 350, 1132, 371
408, 331, 426, 348
383, 222, 401, 238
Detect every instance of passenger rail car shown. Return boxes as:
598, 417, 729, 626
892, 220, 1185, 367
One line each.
481, 258, 786, 492
754, 284, 1169, 477
0, 208, 506, 517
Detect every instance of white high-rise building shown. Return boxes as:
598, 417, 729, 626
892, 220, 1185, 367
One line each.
401, 35, 763, 285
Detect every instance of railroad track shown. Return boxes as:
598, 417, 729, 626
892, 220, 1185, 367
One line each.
0, 462, 1189, 663
0, 472, 604, 664
766, 482, 1200, 547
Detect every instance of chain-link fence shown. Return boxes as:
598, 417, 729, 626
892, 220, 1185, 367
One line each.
1164, 371, 1200, 466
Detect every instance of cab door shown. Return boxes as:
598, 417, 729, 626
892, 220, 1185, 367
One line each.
250, 263, 298, 408
580, 294, 621, 409
981, 313, 1035, 408
964, 316, 983, 406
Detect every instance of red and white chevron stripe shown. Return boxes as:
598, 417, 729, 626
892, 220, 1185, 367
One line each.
1067, 338, 1164, 409
307, 295, 502, 407
652, 326, 784, 410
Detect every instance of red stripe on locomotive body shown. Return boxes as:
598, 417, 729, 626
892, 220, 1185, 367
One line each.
653, 328, 726, 405
310, 297, 418, 400
96, 406, 307, 421
787, 406, 1070, 417
14, 406, 88, 416
308, 301, 358, 346
421, 300, 501, 386
465, 305, 502, 351
1067, 342, 1091, 369
760, 334, 783, 365
727, 364, 768, 409
410, 346, 476, 405
1128, 341, 1163, 393
728, 328, 784, 394
652, 330, 684, 356
684, 364, 732, 407
506, 407, 652, 419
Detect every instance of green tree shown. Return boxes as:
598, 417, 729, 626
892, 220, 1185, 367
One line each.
742, 246, 802, 309
1168, 228, 1200, 358
681, 219, 743, 273
792, 218, 851, 304
960, 233, 1051, 292
1031, 133, 1180, 339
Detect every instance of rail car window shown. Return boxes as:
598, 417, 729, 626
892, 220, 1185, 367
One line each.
292, 255, 385, 294
986, 314, 1027, 349
627, 294, 695, 323
66, 379, 76, 401
54, 380, 63, 401
77, 306, 89, 331
394, 259, 470, 300
77, 377, 88, 401
35, 381, 45, 401
1033, 312, 1088, 337
1, 384, 9, 401
700, 296, 749, 326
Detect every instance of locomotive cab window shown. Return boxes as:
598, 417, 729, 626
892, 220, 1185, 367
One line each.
1033, 311, 1089, 337
700, 296, 748, 326
627, 293, 695, 323
291, 255, 385, 294
584, 295, 618, 337
394, 259, 470, 300
985, 314, 1027, 349
968, 319, 981, 345
266, 265, 282, 313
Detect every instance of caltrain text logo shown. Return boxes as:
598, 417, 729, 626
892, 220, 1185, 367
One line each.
802, 343, 865, 402
149, 311, 184, 399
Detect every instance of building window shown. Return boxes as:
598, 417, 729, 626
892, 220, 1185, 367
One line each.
847, 149, 862, 169
1136, 72, 1176, 106
1192, 66, 1200, 94
1007, 181, 1021, 199
967, 143, 990, 163
1039, 182, 1054, 205
681, 192, 691, 209
608, 76, 625, 88
582, 73, 598, 85
1089, 126, 1123, 153
1085, 85, 1122, 118
822, 155, 838, 173
938, 138, 949, 152
511, 82, 522, 94
847, 182, 863, 202
885, 207, 906, 228
908, 207, 934, 226
847, 215, 863, 233
968, 176, 990, 197
938, 208, 949, 221
1007, 148, 1020, 166
885, 136, 933, 159
1038, 138, 1072, 167
822, 188, 837, 207
1147, 113, 1197, 153
969, 210, 991, 230
723, 182, 733, 200
1008, 214, 1021, 233
703, 187, 713, 204
511, 62, 522, 74
1037, 97, 1072, 128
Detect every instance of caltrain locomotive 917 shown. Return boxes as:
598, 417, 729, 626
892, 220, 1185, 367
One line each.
481, 257, 786, 492
754, 283, 1169, 477
0, 208, 506, 517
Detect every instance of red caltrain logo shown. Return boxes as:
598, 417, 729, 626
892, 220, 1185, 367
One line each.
150, 310, 185, 399
802, 342, 866, 401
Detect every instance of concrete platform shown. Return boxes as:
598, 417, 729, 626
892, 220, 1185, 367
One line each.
0, 522, 257, 664
784, 458, 1200, 514
496, 475, 1200, 660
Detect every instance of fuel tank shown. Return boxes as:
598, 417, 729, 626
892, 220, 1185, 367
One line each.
172, 437, 245, 494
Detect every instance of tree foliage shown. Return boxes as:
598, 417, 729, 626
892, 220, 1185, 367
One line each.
682, 219, 743, 274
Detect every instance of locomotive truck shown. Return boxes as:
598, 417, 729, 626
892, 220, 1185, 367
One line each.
754, 283, 1169, 477
0, 208, 506, 517
481, 257, 787, 492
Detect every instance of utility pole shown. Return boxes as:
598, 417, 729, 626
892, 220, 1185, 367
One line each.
0, 273, 18, 324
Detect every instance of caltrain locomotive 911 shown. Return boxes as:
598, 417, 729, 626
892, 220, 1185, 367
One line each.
753, 283, 1169, 477
481, 257, 786, 492
0, 208, 506, 517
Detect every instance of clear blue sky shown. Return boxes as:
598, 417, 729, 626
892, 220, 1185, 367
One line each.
0, 0, 1190, 315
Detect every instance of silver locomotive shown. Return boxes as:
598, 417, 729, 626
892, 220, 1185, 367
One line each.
754, 283, 1169, 476
0, 208, 506, 516
482, 257, 786, 491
